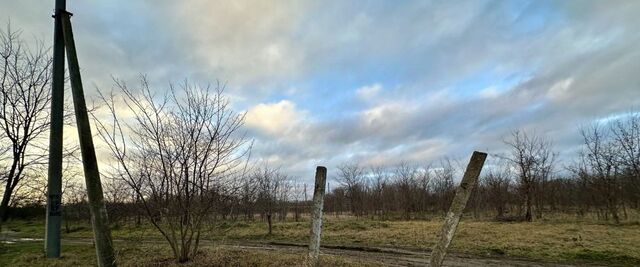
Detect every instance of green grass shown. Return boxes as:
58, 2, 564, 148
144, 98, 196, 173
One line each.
0, 241, 374, 267
3, 217, 640, 266
0, 242, 96, 267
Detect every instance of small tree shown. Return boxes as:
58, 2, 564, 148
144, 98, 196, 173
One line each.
337, 163, 365, 217
62, 179, 89, 232
574, 124, 622, 223
393, 163, 419, 219
253, 166, 287, 235
94, 76, 248, 262
370, 166, 389, 219
432, 159, 456, 214
503, 130, 556, 222
0, 24, 53, 222
610, 113, 640, 205
481, 160, 512, 218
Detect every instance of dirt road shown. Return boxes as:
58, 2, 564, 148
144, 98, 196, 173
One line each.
221, 241, 581, 267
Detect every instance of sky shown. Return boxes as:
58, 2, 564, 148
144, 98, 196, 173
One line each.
2, 0, 640, 184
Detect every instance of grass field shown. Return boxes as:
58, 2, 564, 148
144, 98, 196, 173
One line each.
2, 216, 640, 266
0, 241, 373, 267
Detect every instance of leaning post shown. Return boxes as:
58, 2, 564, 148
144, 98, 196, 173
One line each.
307, 166, 327, 267
430, 151, 487, 267
60, 11, 116, 267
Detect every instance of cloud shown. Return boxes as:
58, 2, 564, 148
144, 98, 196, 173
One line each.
3, 0, 640, 183
355, 83, 382, 101
478, 86, 500, 98
245, 100, 305, 136
546, 78, 574, 102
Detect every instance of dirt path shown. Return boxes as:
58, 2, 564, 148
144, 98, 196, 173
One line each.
1, 235, 590, 266
223, 242, 581, 267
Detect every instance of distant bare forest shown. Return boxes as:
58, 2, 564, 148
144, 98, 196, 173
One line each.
40, 111, 638, 231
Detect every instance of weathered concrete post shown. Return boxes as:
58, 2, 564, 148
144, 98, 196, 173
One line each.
307, 166, 327, 267
45, 0, 66, 258
430, 151, 487, 267
60, 12, 116, 267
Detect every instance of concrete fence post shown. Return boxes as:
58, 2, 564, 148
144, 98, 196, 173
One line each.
430, 151, 487, 267
307, 166, 327, 267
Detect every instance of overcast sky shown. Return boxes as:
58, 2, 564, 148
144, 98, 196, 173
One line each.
3, 0, 639, 183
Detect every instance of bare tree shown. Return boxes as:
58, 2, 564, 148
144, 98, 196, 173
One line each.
94, 76, 248, 262
0, 24, 53, 221
370, 166, 389, 219
394, 163, 419, 219
337, 163, 365, 217
503, 130, 556, 222
62, 179, 89, 232
481, 160, 512, 218
253, 165, 289, 234
610, 112, 640, 205
7, 169, 48, 207
291, 182, 305, 222
574, 124, 622, 223
432, 159, 456, 214
102, 177, 131, 227
239, 175, 258, 221
277, 178, 292, 222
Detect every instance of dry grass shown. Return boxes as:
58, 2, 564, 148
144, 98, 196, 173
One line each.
215, 218, 640, 265
0, 241, 376, 267
3, 215, 640, 265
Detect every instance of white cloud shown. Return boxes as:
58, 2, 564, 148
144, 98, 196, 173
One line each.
165, 0, 310, 93
361, 102, 407, 132
547, 78, 574, 102
245, 100, 304, 136
355, 83, 382, 101
362, 138, 450, 167
479, 86, 500, 98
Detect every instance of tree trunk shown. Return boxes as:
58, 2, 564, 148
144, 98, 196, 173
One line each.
525, 183, 533, 222
608, 196, 620, 224
0, 162, 18, 222
0, 182, 14, 222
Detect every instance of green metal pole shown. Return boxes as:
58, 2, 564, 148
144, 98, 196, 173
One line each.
60, 11, 117, 267
45, 0, 66, 258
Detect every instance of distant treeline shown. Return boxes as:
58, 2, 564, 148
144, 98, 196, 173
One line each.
324, 112, 640, 223
8, 112, 640, 226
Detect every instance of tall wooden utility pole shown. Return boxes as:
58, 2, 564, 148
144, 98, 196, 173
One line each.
45, 2, 117, 266
45, 0, 66, 258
